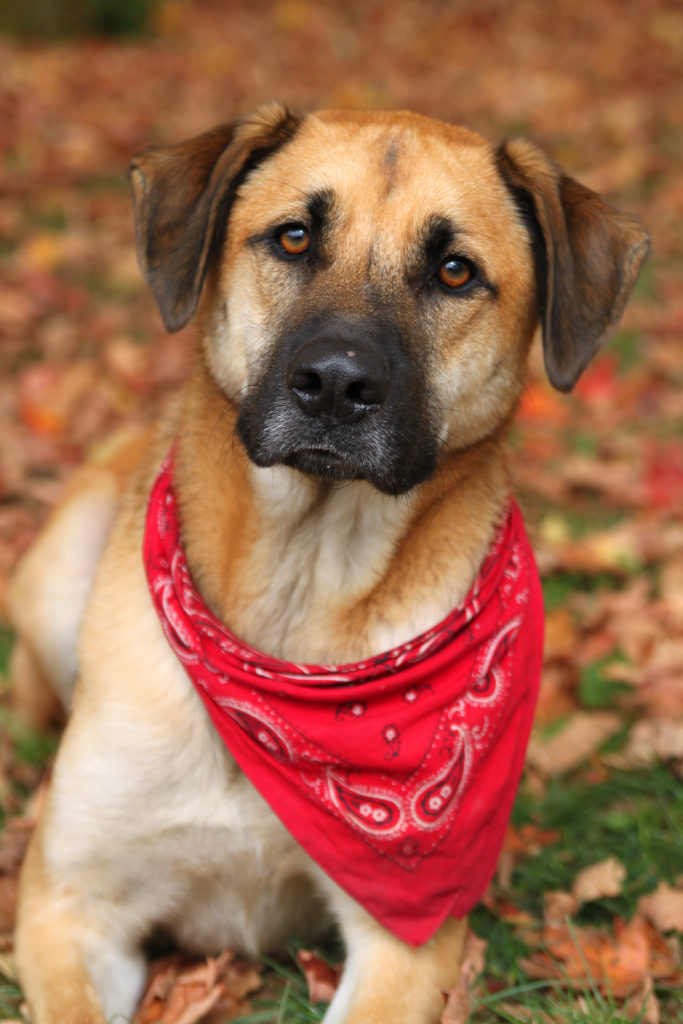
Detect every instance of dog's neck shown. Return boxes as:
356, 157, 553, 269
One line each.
172, 354, 510, 664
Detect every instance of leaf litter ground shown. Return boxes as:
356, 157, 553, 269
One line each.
1, 1, 682, 1022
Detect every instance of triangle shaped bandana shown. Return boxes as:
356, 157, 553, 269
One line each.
144, 452, 543, 945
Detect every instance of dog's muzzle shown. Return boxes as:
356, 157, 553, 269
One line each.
236, 315, 438, 495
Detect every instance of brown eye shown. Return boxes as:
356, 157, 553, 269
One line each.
279, 224, 310, 256
438, 257, 472, 290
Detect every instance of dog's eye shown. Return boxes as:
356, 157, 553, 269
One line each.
438, 257, 473, 290
277, 224, 310, 257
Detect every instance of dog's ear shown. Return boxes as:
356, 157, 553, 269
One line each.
130, 103, 301, 332
496, 139, 650, 392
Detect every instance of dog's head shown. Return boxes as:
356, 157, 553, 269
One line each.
131, 105, 648, 495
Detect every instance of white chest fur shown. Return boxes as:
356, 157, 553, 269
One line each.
45, 528, 327, 958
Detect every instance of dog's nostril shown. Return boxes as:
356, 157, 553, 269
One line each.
346, 378, 387, 407
291, 369, 323, 397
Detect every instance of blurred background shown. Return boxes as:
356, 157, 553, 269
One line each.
0, 0, 681, 593
0, 1, 682, 1021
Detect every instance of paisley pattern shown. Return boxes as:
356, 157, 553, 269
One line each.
143, 451, 544, 945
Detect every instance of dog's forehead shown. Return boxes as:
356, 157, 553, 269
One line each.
234, 111, 520, 251
299, 109, 490, 170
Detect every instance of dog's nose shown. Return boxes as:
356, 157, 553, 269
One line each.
287, 338, 389, 423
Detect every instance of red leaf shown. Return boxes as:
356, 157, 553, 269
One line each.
296, 950, 342, 1004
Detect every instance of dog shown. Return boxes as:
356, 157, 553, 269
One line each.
8, 104, 648, 1024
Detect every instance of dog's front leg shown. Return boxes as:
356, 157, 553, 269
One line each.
321, 884, 466, 1024
15, 827, 147, 1024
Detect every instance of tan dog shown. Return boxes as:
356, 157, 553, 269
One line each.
8, 105, 648, 1024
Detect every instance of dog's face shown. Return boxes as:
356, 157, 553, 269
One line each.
131, 106, 648, 495
214, 112, 536, 494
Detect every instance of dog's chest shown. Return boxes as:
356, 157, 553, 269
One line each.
129, 774, 323, 956
204, 464, 471, 663
51, 715, 323, 955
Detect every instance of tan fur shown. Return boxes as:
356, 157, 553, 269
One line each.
11, 106, 648, 1023
7, 426, 151, 725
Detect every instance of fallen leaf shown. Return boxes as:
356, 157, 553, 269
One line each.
605, 718, 683, 768
0, 877, 18, 932
573, 356, 620, 404
534, 663, 577, 726
624, 976, 660, 1023
524, 912, 680, 998
440, 929, 486, 1024
526, 712, 622, 778
104, 335, 151, 389
543, 607, 577, 660
0, 817, 33, 875
638, 882, 683, 933
169, 984, 224, 1024
660, 557, 683, 622
296, 950, 341, 1004
645, 440, 683, 510
19, 231, 68, 272
518, 380, 570, 425
572, 857, 627, 904
505, 824, 562, 856
135, 952, 261, 1024
18, 362, 99, 438
543, 891, 579, 936
604, 916, 670, 997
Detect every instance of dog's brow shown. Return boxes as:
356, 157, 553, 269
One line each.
422, 216, 459, 264
306, 189, 335, 230
245, 189, 336, 249
417, 215, 498, 296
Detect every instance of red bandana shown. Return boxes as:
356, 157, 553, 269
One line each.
144, 453, 543, 945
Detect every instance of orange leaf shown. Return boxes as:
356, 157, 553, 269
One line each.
597, 915, 651, 996
518, 380, 569, 424
534, 909, 680, 998
134, 952, 261, 1024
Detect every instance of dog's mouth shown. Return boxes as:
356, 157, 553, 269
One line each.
281, 445, 363, 483
238, 390, 439, 495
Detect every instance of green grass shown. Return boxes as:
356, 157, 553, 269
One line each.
542, 571, 625, 612
234, 956, 326, 1024
470, 981, 666, 1023
577, 653, 634, 710
510, 766, 683, 922
0, 625, 13, 676
610, 329, 644, 373
0, 707, 58, 769
0, 974, 24, 1019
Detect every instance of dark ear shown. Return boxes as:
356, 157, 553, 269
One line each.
129, 103, 301, 332
496, 139, 650, 392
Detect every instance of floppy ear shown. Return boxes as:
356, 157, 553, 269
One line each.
496, 139, 650, 392
130, 103, 301, 332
